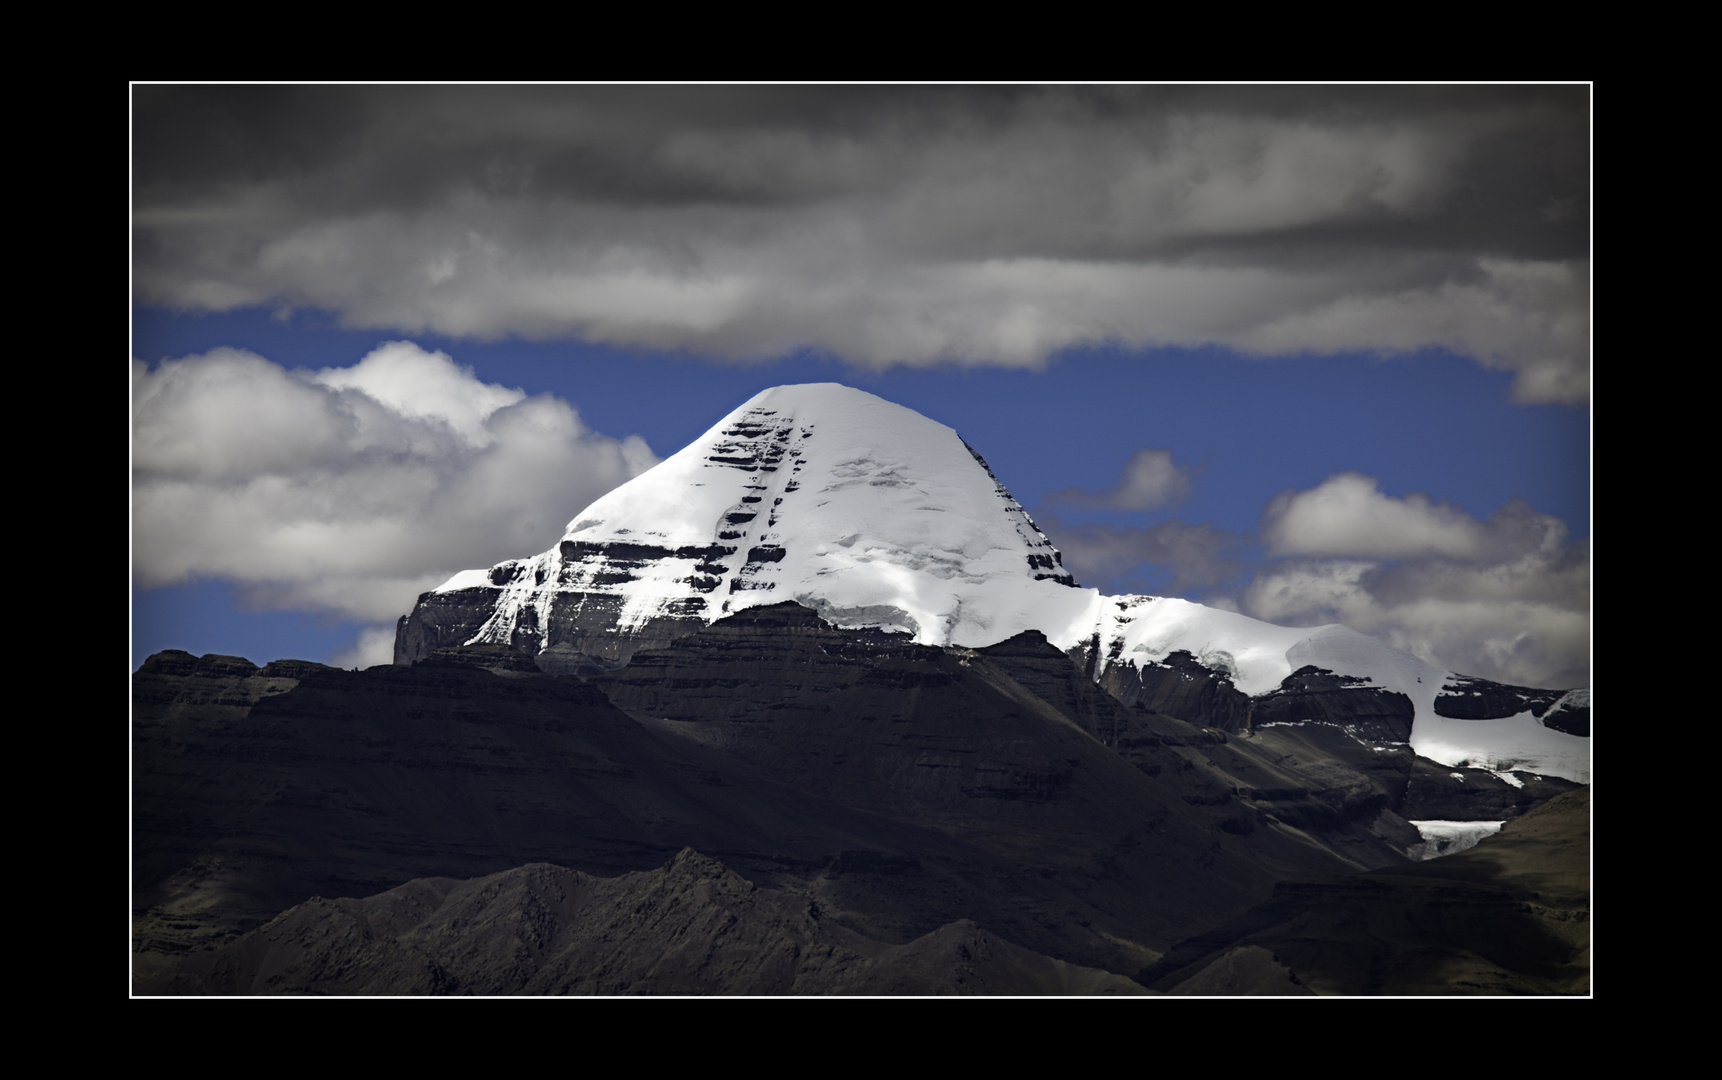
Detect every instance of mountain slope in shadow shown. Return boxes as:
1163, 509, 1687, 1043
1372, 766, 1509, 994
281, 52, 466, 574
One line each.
144, 850, 1150, 996
1139, 786, 1591, 995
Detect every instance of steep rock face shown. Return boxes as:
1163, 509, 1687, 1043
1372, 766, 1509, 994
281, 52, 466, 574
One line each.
1434, 677, 1591, 739
1249, 666, 1416, 746
391, 588, 504, 667
1085, 608, 1590, 786
1538, 690, 1590, 737
1093, 648, 1252, 732
1436, 675, 1567, 719
1436, 675, 1590, 738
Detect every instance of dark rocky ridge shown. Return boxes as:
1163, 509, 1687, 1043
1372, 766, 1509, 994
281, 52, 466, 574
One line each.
136, 604, 1587, 994
1085, 646, 1252, 733
1436, 674, 1590, 737
1023, 640, 1580, 839
136, 605, 1392, 987
1075, 637, 1589, 762
1249, 665, 1415, 745
1136, 787, 1591, 995
138, 638, 1078, 967
145, 851, 1148, 996
587, 603, 1368, 961
1436, 674, 1565, 719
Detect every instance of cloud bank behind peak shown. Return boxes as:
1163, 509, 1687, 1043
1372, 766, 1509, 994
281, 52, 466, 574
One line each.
133, 85, 1590, 402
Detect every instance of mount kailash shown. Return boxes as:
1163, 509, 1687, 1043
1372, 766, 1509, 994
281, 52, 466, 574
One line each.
398, 382, 1589, 787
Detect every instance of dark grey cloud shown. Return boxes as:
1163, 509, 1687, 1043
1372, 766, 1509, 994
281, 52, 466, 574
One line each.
134, 85, 1589, 400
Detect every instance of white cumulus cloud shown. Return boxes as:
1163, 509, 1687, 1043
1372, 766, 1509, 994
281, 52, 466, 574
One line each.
1261, 472, 1488, 559
132, 341, 659, 657
1242, 475, 1587, 687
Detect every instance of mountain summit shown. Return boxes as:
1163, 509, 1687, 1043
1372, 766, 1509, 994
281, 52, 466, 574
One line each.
397, 383, 1088, 670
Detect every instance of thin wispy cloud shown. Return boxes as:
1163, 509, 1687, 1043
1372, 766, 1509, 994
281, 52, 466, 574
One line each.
1048, 448, 1195, 512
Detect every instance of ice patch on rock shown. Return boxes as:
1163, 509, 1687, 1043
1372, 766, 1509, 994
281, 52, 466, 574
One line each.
1408, 819, 1505, 860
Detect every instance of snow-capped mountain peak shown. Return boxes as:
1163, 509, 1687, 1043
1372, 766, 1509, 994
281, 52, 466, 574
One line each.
428, 383, 1083, 653
396, 382, 1588, 784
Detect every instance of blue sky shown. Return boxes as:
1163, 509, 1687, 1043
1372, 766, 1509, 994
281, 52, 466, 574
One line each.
131, 86, 1590, 686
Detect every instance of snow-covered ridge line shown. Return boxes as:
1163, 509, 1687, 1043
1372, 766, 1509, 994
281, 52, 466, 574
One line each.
1083, 592, 1587, 783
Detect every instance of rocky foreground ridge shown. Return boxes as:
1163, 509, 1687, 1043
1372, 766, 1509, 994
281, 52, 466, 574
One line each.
134, 603, 1588, 994
146, 784, 1589, 997
147, 851, 1149, 996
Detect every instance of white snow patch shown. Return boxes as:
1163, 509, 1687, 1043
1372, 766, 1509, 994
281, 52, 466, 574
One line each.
1412, 708, 1589, 785
1408, 820, 1505, 860
434, 568, 495, 592
1405, 819, 1501, 861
